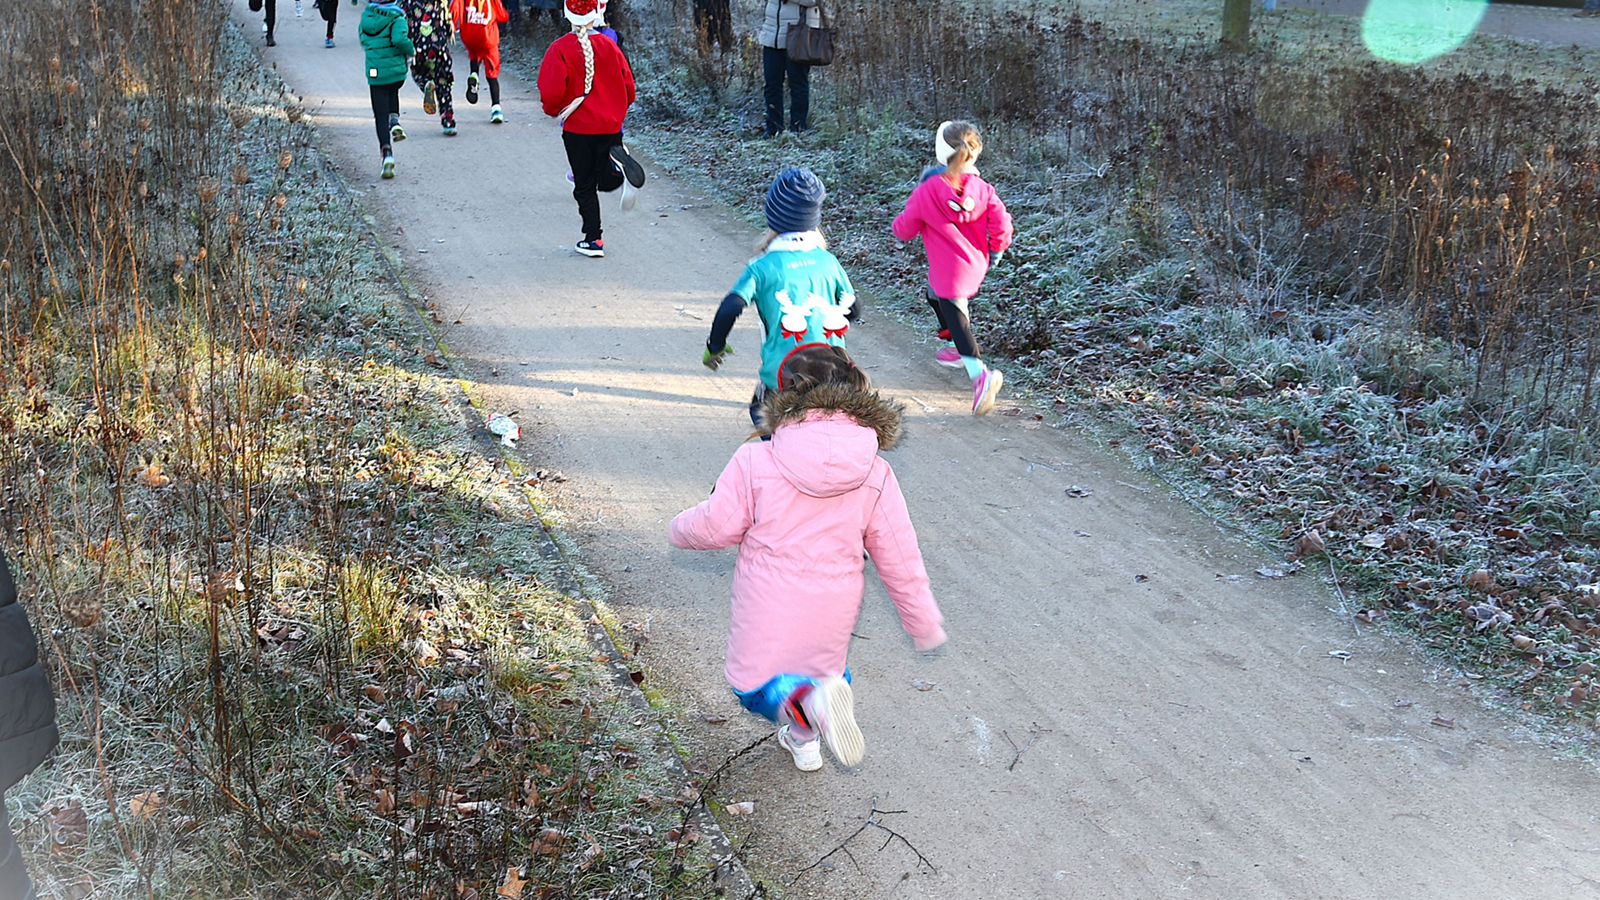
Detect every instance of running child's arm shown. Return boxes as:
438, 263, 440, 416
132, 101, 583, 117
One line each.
704, 291, 745, 356
864, 466, 946, 651
669, 450, 755, 550
890, 186, 926, 243
391, 15, 416, 57
985, 190, 1014, 257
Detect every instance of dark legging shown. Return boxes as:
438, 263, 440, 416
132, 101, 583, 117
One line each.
561, 130, 625, 242
263, 0, 276, 38
369, 81, 402, 151
469, 59, 501, 105
0, 795, 37, 900
319, 0, 336, 38
927, 289, 981, 359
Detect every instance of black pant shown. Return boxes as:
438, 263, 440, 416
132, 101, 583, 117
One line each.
370, 81, 402, 152
761, 45, 810, 136
0, 795, 37, 900
928, 290, 980, 359
562, 131, 624, 242
263, 0, 276, 37
317, 0, 336, 38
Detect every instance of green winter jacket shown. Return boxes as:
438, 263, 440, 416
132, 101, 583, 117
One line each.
360, 1, 414, 85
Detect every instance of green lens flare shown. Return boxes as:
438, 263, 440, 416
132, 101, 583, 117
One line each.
1361, 0, 1489, 64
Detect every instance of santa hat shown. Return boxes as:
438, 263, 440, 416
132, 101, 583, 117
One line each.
765, 167, 826, 234
934, 121, 958, 167
565, 0, 603, 28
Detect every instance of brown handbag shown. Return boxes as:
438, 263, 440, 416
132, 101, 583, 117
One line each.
784, 1, 835, 66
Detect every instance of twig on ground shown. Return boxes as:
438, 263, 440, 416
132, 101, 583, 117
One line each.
1328, 556, 1360, 637
1001, 723, 1052, 772
790, 796, 936, 884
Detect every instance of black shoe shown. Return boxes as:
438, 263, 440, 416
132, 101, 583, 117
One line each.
265, 34, 276, 45
575, 238, 605, 258
609, 144, 646, 188
465, 72, 480, 104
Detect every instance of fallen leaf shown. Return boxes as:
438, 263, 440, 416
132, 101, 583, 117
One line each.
1358, 532, 1387, 549
1430, 716, 1456, 729
1294, 530, 1326, 558
135, 459, 171, 488
1255, 566, 1289, 578
698, 713, 727, 724
497, 867, 527, 899
1462, 570, 1494, 592
1065, 485, 1093, 497
910, 679, 937, 692
128, 792, 162, 820
725, 801, 755, 815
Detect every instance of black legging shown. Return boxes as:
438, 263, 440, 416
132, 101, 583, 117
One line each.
319, 0, 336, 38
263, 0, 276, 38
469, 58, 501, 105
369, 81, 403, 151
927, 289, 981, 359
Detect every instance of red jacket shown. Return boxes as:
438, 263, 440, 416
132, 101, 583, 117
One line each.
537, 31, 635, 135
451, 0, 506, 58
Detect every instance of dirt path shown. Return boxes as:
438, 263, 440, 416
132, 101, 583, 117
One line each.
255, 8, 1600, 897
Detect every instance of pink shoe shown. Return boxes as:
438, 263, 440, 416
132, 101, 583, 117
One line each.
934, 345, 962, 367
972, 367, 1003, 415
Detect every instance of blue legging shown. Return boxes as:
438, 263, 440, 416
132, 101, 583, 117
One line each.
733, 670, 851, 724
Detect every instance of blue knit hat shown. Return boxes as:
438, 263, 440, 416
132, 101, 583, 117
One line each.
765, 167, 826, 234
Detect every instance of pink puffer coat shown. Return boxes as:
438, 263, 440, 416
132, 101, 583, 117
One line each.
670, 385, 946, 692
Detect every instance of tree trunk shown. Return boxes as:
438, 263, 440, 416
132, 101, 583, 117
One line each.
1221, 0, 1252, 49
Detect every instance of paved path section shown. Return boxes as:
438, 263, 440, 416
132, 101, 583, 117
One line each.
253, 7, 1600, 897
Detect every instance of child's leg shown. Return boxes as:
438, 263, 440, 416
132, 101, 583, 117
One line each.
936, 295, 985, 377
485, 48, 502, 105
434, 49, 455, 121
747, 383, 767, 432
926, 285, 952, 340
370, 82, 401, 150
562, 131, 607, 242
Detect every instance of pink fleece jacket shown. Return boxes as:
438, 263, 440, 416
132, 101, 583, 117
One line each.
670, 409, 945, 693
892, 172, 1014, 300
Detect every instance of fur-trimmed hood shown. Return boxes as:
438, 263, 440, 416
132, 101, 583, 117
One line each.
756, 384, 904, 499
757, 384, 903, 449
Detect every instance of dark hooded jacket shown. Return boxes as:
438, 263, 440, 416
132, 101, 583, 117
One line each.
0, 551, 57, 790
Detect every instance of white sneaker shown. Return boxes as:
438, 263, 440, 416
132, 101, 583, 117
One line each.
805, 676, 864, 766
776, 725, 823, 771
294, 0, 303, 15
619, 180, 639, 211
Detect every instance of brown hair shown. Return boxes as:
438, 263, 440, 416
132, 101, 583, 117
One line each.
940, 120, 984, 178
777, 343, 869, 394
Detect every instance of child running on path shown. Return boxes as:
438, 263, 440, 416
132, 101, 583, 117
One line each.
670, 343, 947, 770
359, 0, 414, 179
451, 0, 508, 123
892, 120, 1014, 415
702, 168, 857, 426
400, 0, 458, 134
538, 0, 645, 257
314, 0, 339, 47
